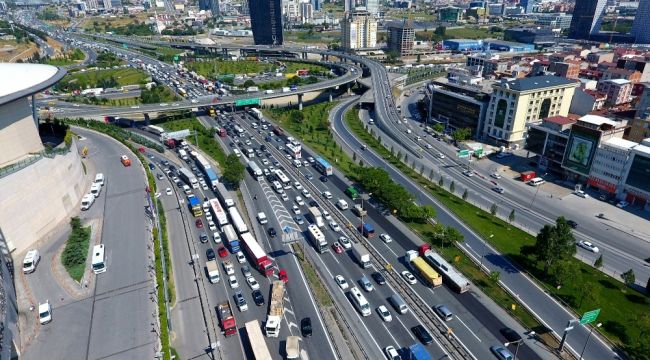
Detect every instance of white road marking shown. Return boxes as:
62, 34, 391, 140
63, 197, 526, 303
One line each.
455, 315, 482, 342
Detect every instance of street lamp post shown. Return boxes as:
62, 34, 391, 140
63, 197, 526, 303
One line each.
505, 340, 522, 359
529, 172, 548, 207
579, 323, 602, 359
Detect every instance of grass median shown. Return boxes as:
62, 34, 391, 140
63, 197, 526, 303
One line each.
345, 109, 650, 356
61, 217, 91, 282
160, 118, 227, 167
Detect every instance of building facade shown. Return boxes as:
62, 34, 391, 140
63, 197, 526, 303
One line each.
525, 116, 575, 174
504, 27, 555, 46
483, 75, 578, 146
568, 0, 606, 39
569, 88, 606, 115
520, 0, 534, 13
387, 22, 414, 57
588, 137, 637, 195
596, 79, 632, 105
249, 0, 283, 45
365, 0, 378, 15
621, 142, 650, 208
341, 9, 377, 51
535, 13, 572, 30
426, 82, 490, 138
631, 0, 650, 44
438, 6, 463, 22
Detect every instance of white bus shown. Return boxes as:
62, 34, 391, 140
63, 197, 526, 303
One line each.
349, 287, 371, 316
307, 224, 328, 253
228, 207, 249, 235
91, 244, 107, 274
145, 125, 165, 136
422, 248, 471, 293
274, 169, 291, 188
244, 320, 272, 360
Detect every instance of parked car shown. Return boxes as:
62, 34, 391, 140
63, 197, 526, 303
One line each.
577, 240, 599, 253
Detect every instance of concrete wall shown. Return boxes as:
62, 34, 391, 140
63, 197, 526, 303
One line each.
0, 138, 87, 254
0, 98, 45, 167
261, 89, 326, 108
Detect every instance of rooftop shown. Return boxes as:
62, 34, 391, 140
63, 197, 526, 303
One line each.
633, 144, 650, 156
496, 75, 578, 91
579, 114, 619, 127
603, 137, 638, 150
606, 78, 631, 85
544, 115, 576, 125
0, 63, 66, 106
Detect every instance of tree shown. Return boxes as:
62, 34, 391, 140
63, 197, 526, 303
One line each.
433, 123, 445, 134
429, 168, 435, 180
352, 152, 357, 161
444, 226, 464, 245
550, 260, 579, 287
594, 254, 603, 269
438, 176, 444, 187
533, 217, 577, 275
290, 110, 304, 122
621, 269, 636, 286
434, 25, 446, 36
449, 180, 455, 193
508, 209, 515, 223
490, 203, 498, 217
462, 189, 468, 201
386, 50, 400, 64
222, 154, 245, 187
452, 128, 472, 142
243, 79, 256, 88
489, 271, 500, 282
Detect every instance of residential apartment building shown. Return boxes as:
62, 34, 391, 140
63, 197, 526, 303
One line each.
596, 79, 632, 105
466, 54, 508, 77
570, 89, 607, 115
586, 52, 614, 64
616, 56, 650, 82
387, 22, 415, 57
483, 75, 579, 146
341, 9, 377, 51
552, 60, 581, 79
601, 67, 641, 83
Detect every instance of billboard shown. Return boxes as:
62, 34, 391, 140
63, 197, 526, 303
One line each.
562, 125, 600, 176
625, 152, 650, 192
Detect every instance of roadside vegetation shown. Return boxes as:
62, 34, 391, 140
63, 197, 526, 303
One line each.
415, 26, 503, 42
95, 52, 125, 68
186, 59, 330, 77
41, 48, 85, 66
344, 110, 650, 357
56, 68, 150, 92
61, 217, 91, 282
84, 14, 154, 36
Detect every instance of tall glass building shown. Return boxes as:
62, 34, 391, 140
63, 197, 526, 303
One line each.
632, 0, 650, 44
568, 0, 606, 40
248, 0, 283, 45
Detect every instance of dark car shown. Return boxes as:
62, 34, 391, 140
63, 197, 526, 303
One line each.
252, 289, 265, 306
268, 227, 277, 238
320, 175, 328, 182
148, 163, 155, 170
567, 220, 578, 229
169, 165, 176, 172
199, 233, 208, 243
500, 327, 522, 343
372, 272, 386, 285
412, 325, 433, 345
301, 317, 312, 337
206, 248, 215, 261
309, 200, 318, 207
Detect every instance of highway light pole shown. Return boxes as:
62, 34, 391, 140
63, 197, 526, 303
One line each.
579, 323, 602, 359
529, 172, 547, 207
479, 234, 493, 272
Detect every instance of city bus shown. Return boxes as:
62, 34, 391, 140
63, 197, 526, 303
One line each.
274, 169, 291, 188
145, 125, 165, 136
244, 320, 272, 360
91, 244, 107, 274
307, 224, 328, 253
314, 157, 333, 176
349, 287, 371, 316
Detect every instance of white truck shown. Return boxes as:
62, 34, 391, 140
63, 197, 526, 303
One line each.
206, 260, 220, 283
257, 212, 268, 225
282, 87, 291, 93
308, 206, 324, 227
223, 260, 235, 275
265, 280, 285, 337
352, 243, 371, 269
178, 149, 189, 162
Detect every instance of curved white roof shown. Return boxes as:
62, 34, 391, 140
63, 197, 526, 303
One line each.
0, 63, 61, 98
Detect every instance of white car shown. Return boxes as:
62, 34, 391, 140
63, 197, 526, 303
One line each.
262, 159, 270, 165
38, 301, 52, 324
616, 201, 629, 208
339, 236, 352, 249
323, 210, 332, 221
302, 189, 312, 198
426, 144, 433, 149
246, 276, 260, 290
228, 275, 239, 289
206, 213, 213, 222
329, 221, 341, 232
380, 233, 392, 243
292, 205, 301, 214
377, 305, 392, 322
281, 193, 289, 201
574, 190, 589, 198
463, 170, 474, 177
490, 173, 502, 179
294, 181, 303, 190
235, 251, 247, 264
401, 271, 417, 285
208, 221, 217, 232
322, 191, 333, 199
384, 346, 400, 360
295, 196, 305, 206
335, 275, 349, 290
437, 153, 445, 159
577, 241, 600, 253
165, 187, 172, 196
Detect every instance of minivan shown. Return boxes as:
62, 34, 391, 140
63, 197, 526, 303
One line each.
94, 173, 105, 186
434, 304, 453, 321
336, 199, 349, 210
90, 183, 102, 198
528, 177, 545, 186
23, 249, 40, 274
359, 275, 374, 292
389, 293, 408, 314
81, 193, 95, 210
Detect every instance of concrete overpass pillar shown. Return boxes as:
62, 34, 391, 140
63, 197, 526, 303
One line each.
31, 94, 38, 126
328, 88, 333, 102
302, 52, 307, 60
347, 83, 351, 95
321, 54, 326, 61
298, 93, 303, 110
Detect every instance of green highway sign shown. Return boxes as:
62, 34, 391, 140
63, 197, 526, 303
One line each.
457, 150, 470, 158
173, 55, 179, 61
474, 148, 483, 157
122, 44, 128, 49
580, 309, 601, 325
235, 98, 261, 107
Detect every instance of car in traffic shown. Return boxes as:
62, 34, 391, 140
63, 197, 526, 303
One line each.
379, 233, 392, 243
292, 205, 301, 214
320, 175, 328, 182
294, 215, 305, 225
372, 272, 386, 285
492, 186, 505, 194
462, 170, 474, 177
206, 248, 215, 261
252, 289, 265, 306
412, 325, 433, 345
195, 219, 203, 228
499, 327, 522, 343
338, 236, 352, 249
616, 201, 629, 208
235, 251, 246, 263
246, 276, 260, 290
433, 304, 453, 321
301, 317, 312, 337
322, 191, 333, 199
490, 173, 502, 179
329, 221, 341, 232
401, 271, 417, 285
217, 246, 228, 258
38, 301, 52, 324
567, 220, 578, 229
335, 275, 349, 289
295, 196, 305, 206
332, 242, 344, 253
228, 275, 239, 289
234, 291, 247, 312
199, 233, 208, 243
268, 227, 277, 238
384, 345, 400, 360
377, 305, 392, 322
490, 345, 514, 360
577, 240, 599, 253
165, 187, 172, 196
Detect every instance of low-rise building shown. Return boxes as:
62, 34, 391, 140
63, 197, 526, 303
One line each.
588, 137, 637, 196
466, 54, 508, 76
585, 51, 614, 64
570, 89, 607, 115
597, 78, 633, 105
525, 115, 576, 174
602, 67, 641, 83
552, 59, 581, 79
504, 27, 555, 47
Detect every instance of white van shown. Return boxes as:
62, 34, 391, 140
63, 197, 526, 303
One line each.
257, 212, 268, 225
23, 249, 41, 274
293, 159, 302, 168
81, 193, 95, 210
368, 119, 374, 125
94, 173, 105, 186
272, 181, 284, 194
233, 149, 241, 158
336, 199, 349, 210
529, 177, 545, 186
389, 293, 408, 314
90, 183, 102, 198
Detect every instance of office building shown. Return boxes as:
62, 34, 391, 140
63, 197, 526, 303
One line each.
300, 1, 313, 23
631, 0, 650, 44
102, 0, 112, 10
341, 9, 377, 51
249, 0, 283, 45
636, 84, 650, 119
484, 75, 579, 146
568, 0, 606, 40
520, 0, 534, 13
588, 137, 637, 195
621, 142, 650, 209
535, 13, 572, 30
504, 27, 555, 47
387, 21, 414, 57
443, 39, 483, 51
365, 0, 378, 15
525, 115, 576, 174
311, 0, 320, 11
438, 6, 463, 22
86, 0, 98, 10
596, 79, 632, 105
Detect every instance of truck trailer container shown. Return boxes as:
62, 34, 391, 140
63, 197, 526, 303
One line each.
240, 232, 274, 276
228, 207, 248, 235
265, 280, 286, 337
405, 250, 442, 287
308, 206, 324, 227
406, 343, 433, 360
222, 224, 240, 252
209, 198, 229, 226
352, 243, 371, 268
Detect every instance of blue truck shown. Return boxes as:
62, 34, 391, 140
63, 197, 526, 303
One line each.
406, 343, 432, 360
358, 222, 375, 238
204, 167, 219, 189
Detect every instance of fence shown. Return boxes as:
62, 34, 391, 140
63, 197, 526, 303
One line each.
0, 145, 71, 180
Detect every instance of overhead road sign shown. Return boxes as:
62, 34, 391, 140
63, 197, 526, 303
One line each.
580, 309, 601, 325
235, 98, 260, 107
457, 150, 470, 158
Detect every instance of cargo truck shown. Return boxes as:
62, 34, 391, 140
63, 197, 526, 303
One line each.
352, 243, 371, 268
405, 250, 442, 287
352, 204, 367, 217
222, 224, 240, 252
345, 186, 359, 200
209, 198, 229, 226
240, 232, 274, 276
217, 301, 237, 337
178, 149, 189, 162
406, 343, 433, 360
358, 223, 375, 238
308, 206, 324, 227
215, 182, 235, 208
206, 260, 220, 283
187, 195, 204, 217
265, 280, 285, 337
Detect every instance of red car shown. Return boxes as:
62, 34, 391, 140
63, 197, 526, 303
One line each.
217, 246, 228, 258
332, 242, 344, 254
195, 219, 204, 228
279, 269, 288, 283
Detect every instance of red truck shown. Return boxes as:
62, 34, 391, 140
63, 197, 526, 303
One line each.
164, 138, 177, 149
520, 171, 536, 182
217, 301, 237, 337
240, 233, 274, 276
273, 126, 284, 137
218, 128, 227, 138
